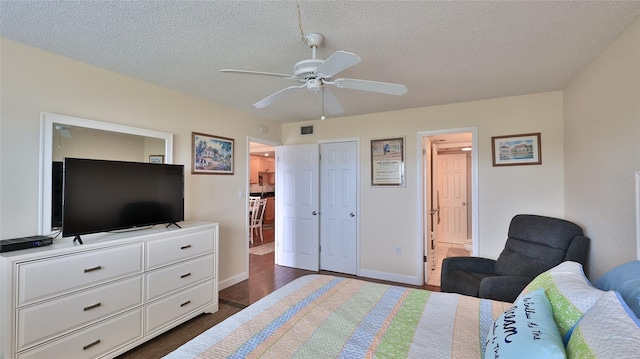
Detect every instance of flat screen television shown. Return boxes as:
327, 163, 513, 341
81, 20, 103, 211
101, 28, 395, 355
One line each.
62, 158, 184, 239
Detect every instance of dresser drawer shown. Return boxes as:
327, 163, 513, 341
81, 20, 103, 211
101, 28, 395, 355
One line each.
146, 229, 214, 270
17, 308, 143, 359
18, 243, 143, 306
145, 280, 215, 334
17, 276, 143, 351
146, 254, 214, 301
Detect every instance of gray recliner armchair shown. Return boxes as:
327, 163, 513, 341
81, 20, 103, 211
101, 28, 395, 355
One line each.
440, 214, 590, 303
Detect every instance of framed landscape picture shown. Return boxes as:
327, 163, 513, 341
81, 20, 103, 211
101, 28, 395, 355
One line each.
149, 155, 164, 164
192, 132, 234, 175
492, 132, 541, 166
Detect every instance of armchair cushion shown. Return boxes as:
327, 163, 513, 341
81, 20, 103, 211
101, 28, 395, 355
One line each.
479, 276, 533, 303
441, 256, 496, 274
440, 257, 496, 297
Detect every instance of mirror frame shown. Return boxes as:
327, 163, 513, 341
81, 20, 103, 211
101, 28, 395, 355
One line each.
39, 112, 174, 235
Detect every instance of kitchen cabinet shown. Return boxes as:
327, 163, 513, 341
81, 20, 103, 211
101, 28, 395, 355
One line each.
264, 196, 275, 223
250, 158, 259, 184
250, 156, 275, 184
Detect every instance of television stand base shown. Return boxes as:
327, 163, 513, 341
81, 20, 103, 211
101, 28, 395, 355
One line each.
166, 222, 182, 229
73, 236, 83, 245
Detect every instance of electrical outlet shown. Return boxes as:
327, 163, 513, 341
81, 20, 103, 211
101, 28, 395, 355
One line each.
395, 246, 401, 255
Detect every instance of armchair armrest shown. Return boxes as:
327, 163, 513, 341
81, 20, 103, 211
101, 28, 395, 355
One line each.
565, 235, 590, 265
479, 276, 533, 303
441, 256, 497, 275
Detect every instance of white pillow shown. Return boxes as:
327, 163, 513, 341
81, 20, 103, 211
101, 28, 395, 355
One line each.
516, 261, 604, 337
566, 290, 640, 358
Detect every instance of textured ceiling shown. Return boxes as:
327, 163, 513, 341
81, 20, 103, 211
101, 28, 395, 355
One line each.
1, 1, 639, 123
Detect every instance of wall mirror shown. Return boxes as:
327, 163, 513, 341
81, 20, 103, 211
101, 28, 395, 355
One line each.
39, 113, 173, 235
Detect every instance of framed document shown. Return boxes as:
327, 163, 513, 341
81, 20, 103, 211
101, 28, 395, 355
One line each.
371, 137, 405, 186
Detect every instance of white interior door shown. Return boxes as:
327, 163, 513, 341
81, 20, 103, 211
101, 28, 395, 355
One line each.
437, 153, 468, 245
275, 144, 320, 271
431, 143, 441, 257
320, 141, 358, 275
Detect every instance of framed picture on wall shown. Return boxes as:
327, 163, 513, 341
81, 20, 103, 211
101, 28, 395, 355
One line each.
149, 155, 164, 164
371, 136, 405, 186
491, 133, 541, 166
192, 132, 234, 175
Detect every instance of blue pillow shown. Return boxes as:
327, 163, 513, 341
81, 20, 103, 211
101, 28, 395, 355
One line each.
594, 260, 640, 319
484, 289, 566, 359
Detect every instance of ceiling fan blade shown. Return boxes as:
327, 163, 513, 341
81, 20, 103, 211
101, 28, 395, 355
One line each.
319, 88, 344, 115
316, 51, 361, 77
332, 78, 408, 95
220, 69, 293, 79
252, 85, 303, 109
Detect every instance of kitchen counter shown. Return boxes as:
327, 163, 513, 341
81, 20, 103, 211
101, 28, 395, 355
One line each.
250, 191, 275, 198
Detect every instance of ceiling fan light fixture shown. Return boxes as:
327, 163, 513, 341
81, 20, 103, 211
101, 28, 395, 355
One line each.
306, 78, 322, 92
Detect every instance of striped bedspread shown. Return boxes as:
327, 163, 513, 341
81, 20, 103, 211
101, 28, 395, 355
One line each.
165, 275, 511, 359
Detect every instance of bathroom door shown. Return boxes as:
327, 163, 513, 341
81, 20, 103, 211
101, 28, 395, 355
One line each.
437, 153, 468, 245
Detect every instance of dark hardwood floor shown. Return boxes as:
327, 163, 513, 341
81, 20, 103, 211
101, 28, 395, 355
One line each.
118, 224, 438, 358
224, 224, 439, 306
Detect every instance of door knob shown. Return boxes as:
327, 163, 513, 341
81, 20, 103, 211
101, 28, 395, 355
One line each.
462, 202, 467, 206
349, 212, 355, 217
312, 211, 317, 215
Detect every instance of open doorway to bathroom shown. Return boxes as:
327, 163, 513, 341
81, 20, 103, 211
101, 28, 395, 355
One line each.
422, 129, 478, 287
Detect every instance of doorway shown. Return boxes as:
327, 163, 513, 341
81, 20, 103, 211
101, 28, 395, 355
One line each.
248, 139, 278, 268
421, 129, 478, 287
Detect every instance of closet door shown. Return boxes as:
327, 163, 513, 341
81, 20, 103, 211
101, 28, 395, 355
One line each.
275, 144, 320, 271
320, 141, 358, 275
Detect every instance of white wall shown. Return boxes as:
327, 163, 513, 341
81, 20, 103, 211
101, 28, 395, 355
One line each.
283, 91, 566, 282
564, 18, 640, 280
0, 38, 282, 286
4, 15, 636, 287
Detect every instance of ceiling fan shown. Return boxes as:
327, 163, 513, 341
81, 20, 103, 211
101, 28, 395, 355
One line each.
220, 33, 407, 117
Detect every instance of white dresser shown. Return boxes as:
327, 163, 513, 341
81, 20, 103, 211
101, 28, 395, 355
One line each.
0, 222, 218, 359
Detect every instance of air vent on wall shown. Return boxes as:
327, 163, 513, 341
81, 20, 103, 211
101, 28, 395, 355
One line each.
301, 125, 314, 135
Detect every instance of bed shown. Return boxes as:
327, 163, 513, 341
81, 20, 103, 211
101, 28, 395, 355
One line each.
164, 274, 511, 358
165, 261, 640, 359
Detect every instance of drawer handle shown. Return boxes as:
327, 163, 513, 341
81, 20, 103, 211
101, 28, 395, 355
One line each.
83, 339, 101, 350
180, 272, 191, 279
84, 302, 102, 311
181, 244, 192, 250
180, 300, 191, 307
84, 265, 102, 273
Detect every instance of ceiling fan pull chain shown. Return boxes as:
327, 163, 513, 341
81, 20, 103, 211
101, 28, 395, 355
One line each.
321, 88, 326, 120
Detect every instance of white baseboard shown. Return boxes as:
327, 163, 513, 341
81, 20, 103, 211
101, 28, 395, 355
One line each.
218, 271, 248, 291
358, 269, 422, 286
